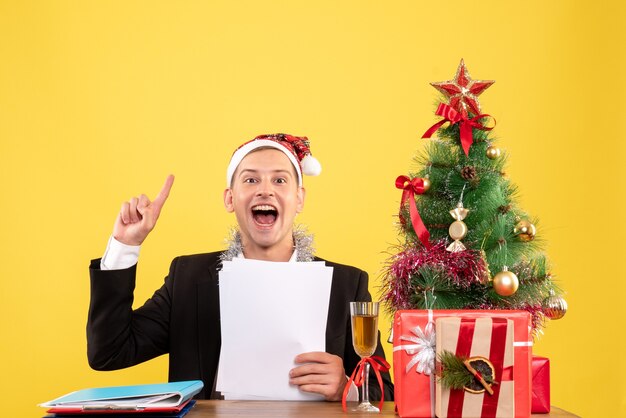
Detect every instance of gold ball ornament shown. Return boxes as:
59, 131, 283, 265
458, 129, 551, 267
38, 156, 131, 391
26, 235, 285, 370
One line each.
543, 292, 568, 320
422, 176, 431, 192
514, 219, 536, 242
492, 267, 519, 296
486, 145, 501, 159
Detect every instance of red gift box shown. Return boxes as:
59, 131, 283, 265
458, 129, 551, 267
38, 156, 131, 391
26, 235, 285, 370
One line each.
531, 356, 550, 413
435, 317, 515, 418
393, 310, 532, 418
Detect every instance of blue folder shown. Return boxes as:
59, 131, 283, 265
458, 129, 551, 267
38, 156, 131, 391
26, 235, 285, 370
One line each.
40, 381, 203, 410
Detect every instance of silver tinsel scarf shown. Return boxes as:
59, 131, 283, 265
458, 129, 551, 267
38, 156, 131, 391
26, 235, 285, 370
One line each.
219, 225, 315, 262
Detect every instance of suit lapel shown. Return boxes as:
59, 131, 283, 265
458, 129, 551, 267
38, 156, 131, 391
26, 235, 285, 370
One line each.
325, 264, 351, 357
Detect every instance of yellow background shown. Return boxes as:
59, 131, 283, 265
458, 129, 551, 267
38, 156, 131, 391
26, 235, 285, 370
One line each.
1, 1, 624, 416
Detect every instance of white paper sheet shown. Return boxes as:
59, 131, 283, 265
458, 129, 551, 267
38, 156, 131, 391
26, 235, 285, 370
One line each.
216, 258, 333, 400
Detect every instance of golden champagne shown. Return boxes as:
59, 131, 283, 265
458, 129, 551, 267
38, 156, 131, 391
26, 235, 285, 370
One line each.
351, 314, 378, 357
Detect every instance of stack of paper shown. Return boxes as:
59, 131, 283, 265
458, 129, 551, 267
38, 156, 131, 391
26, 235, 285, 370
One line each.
217, 258, 333, 400
39, 381, 203, 417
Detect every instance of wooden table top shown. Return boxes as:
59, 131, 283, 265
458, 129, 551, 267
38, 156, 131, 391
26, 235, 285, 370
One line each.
186, 400, 580, 417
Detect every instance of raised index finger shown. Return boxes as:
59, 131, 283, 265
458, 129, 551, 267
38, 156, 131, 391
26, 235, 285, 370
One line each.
153, 174, 175, 208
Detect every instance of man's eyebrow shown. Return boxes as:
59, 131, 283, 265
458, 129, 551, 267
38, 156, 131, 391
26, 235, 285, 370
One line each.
237, 168, 295, 176
237, 168, 296, 178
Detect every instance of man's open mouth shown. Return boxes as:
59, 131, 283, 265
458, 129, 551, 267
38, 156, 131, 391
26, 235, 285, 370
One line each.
252, 204, 278, 225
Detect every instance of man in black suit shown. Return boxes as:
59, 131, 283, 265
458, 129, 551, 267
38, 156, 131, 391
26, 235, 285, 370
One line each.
87, 134, 393, 401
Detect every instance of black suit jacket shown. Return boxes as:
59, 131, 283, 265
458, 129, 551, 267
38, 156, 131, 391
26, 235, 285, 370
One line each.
87, 252, 393, 400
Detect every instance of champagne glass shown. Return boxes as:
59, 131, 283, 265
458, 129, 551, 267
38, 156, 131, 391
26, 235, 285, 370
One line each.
350, 301, 380, 412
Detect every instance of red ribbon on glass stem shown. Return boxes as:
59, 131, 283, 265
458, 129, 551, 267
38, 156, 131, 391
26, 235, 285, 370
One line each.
422, 103, 495, 156
395, 175, 431, 249
342, 355, 390, 413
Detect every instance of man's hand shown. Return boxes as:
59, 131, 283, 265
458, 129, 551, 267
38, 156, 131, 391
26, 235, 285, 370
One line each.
113, 175, 175, 246
290, 352, 348, 401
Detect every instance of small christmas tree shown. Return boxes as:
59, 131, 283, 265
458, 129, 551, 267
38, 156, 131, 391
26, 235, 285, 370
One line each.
382, 60, 567, 334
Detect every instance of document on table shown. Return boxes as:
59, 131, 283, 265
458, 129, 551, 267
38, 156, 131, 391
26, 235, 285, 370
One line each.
216, 258, 333, 400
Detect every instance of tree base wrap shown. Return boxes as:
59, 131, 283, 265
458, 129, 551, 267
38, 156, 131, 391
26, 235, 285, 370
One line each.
435, 317, 515, 418
531, 356, 550, 414
341, 355, 390, 413
392, 310, 532, 418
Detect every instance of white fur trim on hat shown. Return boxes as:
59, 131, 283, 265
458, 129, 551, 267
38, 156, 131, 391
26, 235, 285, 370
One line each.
226, 139, 303, 187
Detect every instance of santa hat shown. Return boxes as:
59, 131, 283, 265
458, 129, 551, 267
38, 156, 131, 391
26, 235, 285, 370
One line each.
226, 133, 322, 186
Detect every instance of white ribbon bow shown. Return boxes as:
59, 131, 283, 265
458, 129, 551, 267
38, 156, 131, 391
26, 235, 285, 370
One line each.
398, 322, 436, 375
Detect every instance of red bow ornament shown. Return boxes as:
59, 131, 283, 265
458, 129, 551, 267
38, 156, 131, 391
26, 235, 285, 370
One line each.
422, 103, 495, 157
395, 175, 431, 248
342, 355, 391, 413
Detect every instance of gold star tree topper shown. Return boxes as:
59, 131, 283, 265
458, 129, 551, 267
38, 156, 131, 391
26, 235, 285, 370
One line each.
431, 59, 495, 117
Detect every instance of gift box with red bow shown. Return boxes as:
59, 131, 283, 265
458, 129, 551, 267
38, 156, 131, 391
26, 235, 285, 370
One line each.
531, 356, 550, 413
393, 310, 532, 418
435, 317, 515, 418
